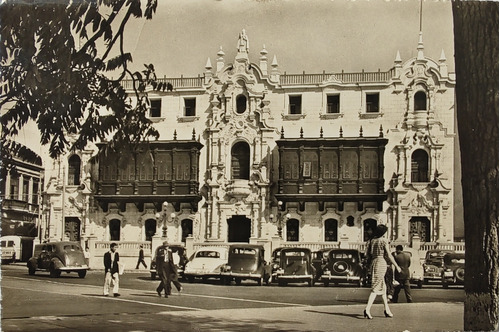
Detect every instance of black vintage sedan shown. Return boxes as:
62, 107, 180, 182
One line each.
27, 242, 89, 278
321, 249, 365, 287
221, 244, 271, 286
441, 252, 465, 288
423, 249, 455, 284
275, 248, 315, 287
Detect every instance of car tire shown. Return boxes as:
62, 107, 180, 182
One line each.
455, 268, 465, 282
357, 280, 362, 288
150, 272, 156, 280
278, 280, 286, 287
50, 265, 60, 278
417, 280, 423, 289
28, 265, 36, 275
323, 280, 330, 287
307, 279, 313, 287
78, 270, 87, 278
257, 276, 263, 286
442, 282, 449, 289
235, 278, 242, 286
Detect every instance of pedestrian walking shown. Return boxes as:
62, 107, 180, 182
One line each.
84, 247, 90, 268
170, 248, 183, 293
103, 242, 120, 297
135, 245, 147, 269
392, 244, 413, 303
363, 224, 401, 319
156, 241, 175, 298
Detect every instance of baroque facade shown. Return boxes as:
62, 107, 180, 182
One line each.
42, 31, 457, 255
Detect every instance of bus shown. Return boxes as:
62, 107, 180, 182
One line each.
1, 236, 35, 264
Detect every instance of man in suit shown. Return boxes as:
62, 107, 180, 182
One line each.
103, 242, 120, 297
135, 245, 147, 269
156, 241, 175, 298
392, 245, 413, 303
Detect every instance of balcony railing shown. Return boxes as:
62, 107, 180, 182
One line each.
121, 76, 203, 90
280, 69, 395, 86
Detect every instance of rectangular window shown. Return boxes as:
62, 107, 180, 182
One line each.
10, 176, 19, 200
184, 98, 196, 116
32, 179, 39, 205
289, 95, 302, 114
366, 93, 379, 113
150, 99, 162, 117
327, 95, 340, 113
22, 178, 29, 202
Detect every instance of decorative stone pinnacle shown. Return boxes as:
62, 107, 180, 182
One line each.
379, 125, 384, 137
280, 127, 285, 139
173, 130, 177, 140
320, 127, 323, 138
271, 55, 279, 68
192, 128, 196, 140
359, 126, 363, 137
217, 46, 225, 57
205, 57, 212, 70
339, 126, 343, 138
300, 127, 304, 138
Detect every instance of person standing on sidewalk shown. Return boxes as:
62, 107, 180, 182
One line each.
135, 245, 147, 269
156, 241, 174, 298
363, 224, 401, 319
392, 245, 413, 303
103, 242, 120, 297
170, 248, 183, 294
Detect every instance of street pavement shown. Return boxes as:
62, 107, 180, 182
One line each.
2, 265, 464, 332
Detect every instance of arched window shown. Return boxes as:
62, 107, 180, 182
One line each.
181, 219, 193, 243
286, 219, 299, 242
324, 219, 338, 242
109, 219, 121, 241
414, 91, 427, 111
363, 218, 378, 242
411, 149, 429, 182
231, 142, 250, 180
145, 219, 156, 241
236, 94, 247, 114
68, 155, 81, 185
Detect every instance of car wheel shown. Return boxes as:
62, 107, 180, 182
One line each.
78, 270, 87, 278
150, 272, 156, 280
278, 280, 286, 287
357, 280, 362, 288
49, 265, 60, 278
442, 282, 449, 289
455, 268, 465, 282
235, 278, 242, 286
28, 264, 36, 276
202, 277, 208, 283
307, 279, 313, 287
417, 280, 423, 289
323, 280, 330, 287
257, 276, 263, 286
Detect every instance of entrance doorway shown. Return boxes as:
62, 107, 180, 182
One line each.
409, 217, 431, 242
227, 216, 251, 243
64, 217, 81, 241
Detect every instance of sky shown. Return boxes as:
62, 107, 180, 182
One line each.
15, 0, 456, 156
123, 0, 455, 77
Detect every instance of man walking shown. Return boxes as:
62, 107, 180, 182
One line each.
103, 242, 120, 297
392, 245, 412, 303
156, 241, 175, 298
135, 245, 147, 269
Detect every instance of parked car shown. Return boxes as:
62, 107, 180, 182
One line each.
150, 244, 187, 280
270, 247, 284, 283
184, 247, 228, 283
321, 249, 365, 287
441, 252, 465, 288
27, 242, 89, 278
403, 248, 424, 289
221, 244, 270, 286
275, 248, 315, 287
1, 235, 34, 264
311, 248, 335, 282
423, 249, 455, 284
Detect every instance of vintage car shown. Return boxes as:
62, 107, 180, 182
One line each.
221, 244, 270, 286
270, 247, 284, 282
423, 249, 455, 284
312, 248, 335, 282
275, 248, 315, 287
403, 248, 424, 289
150, 244, 187, 280
27, 242, 89, 278
441, 252, 465, 288
183, 246, 228, 283
321, 249, 365, 287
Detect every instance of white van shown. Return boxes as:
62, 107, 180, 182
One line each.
1, 236, 34, 263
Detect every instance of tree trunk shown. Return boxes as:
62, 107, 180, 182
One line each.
452, 2, 499, 331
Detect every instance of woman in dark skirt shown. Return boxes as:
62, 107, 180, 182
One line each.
363, 224, 401, 319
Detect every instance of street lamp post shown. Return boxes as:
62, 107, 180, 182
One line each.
270, 201, 290, 239
155, 201, 169, 240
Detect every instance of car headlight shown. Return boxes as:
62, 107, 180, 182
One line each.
222, 265, 231, 272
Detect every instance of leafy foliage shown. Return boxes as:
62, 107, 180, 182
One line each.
0, 0, 162, 163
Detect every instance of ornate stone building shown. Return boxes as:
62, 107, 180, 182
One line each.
41, 31, 458, 260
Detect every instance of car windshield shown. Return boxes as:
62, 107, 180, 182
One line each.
196, 251, 220, 258
63, 244, 81, 252
283, 251, 307, 257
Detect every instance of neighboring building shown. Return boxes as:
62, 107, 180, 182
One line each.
43, 31, 460, 257
1, 147, 43, 239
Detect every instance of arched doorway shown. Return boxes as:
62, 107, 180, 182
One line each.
181, 219, 193, 242
286, 219, 299, 242
145, 219, 156, 241
64, 217, 81, 241
363, 218, 377, 242
324, 219, 338, 242
227, 216, 251, 243
409, 217, 431, 242
109, 219, 121, 241
231, 142, 250, 180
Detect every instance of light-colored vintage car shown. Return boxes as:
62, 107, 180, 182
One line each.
183, 246, 228, 283
27, 242, 89, 278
